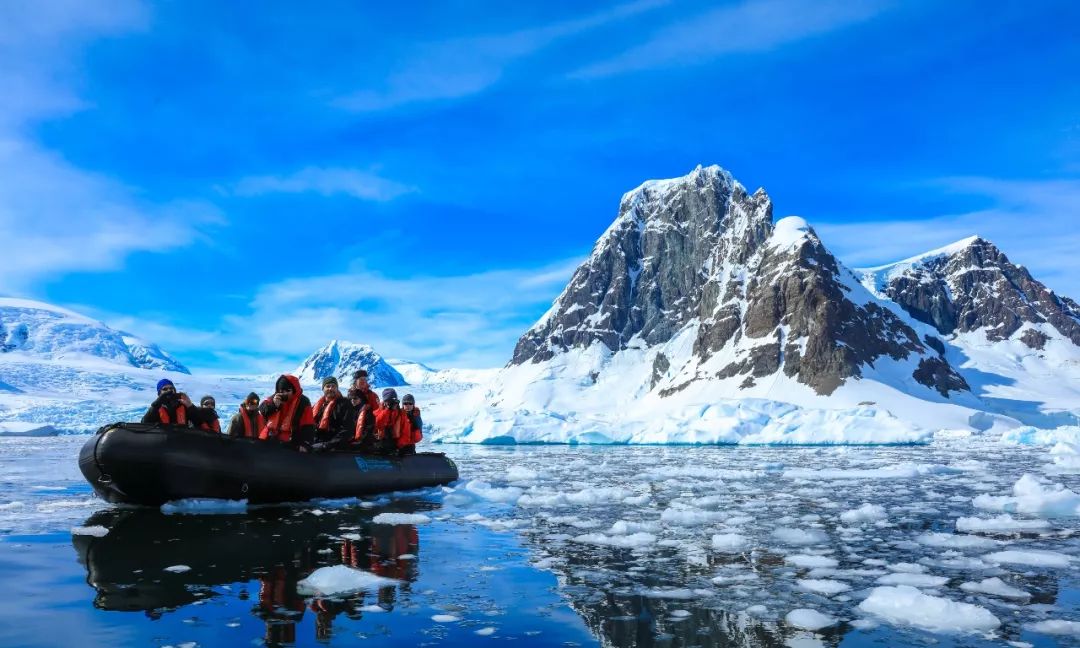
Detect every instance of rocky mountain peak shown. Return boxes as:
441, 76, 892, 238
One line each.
294, 340, 406, 387
512, 165, 772, 365
859, 236, 1080, 347
511, 165, 968, 399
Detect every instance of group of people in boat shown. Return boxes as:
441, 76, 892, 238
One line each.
140, 369, 423, 456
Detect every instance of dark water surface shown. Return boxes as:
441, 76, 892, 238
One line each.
2, 437, 1079, 647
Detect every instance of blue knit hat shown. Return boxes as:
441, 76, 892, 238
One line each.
156, 379, 175, 394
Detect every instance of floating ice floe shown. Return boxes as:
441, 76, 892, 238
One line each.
161, 498, 247, 515
164, 565, 191, 573
371, 513, 431, 525
858, 585, 1000, 633
785, 608, 838, 631
982, 549, 1073, 568
796, 579, 851, 596
296, 565, 398, 596
955, 514, 1051, 534
431, 614, 461, 623
772, 527, 829, 546
839, 503, 887, 524
973, 474, 1080, 517
875, 573, 948, 587
914, 531, 1000, 550
572, 532, 656, 548
711, 533, 749, 552
785, 554, 839, 569
1000, 426, 1080, 447
71, 525, 108, 537
959, 577, 1030, 600
1024, 620, 1080, 636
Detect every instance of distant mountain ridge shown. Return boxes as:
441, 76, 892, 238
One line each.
0, 298, 189, 374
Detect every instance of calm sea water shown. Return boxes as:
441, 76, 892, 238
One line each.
1, 436, 1078, 647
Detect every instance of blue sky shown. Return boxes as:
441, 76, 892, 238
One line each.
2, 0, 1078, 373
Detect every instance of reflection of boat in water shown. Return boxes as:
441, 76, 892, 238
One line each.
78, 423, 458, 505
72, 505, 423, 643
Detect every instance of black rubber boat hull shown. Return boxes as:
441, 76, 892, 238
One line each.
79, 423, 458, 506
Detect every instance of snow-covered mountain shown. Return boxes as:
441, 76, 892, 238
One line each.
0, 298, 189, 374
294, 340, 406, 387
858, 237, 1080, 427
390, 358, 500, 390
444, 165, 1079, 444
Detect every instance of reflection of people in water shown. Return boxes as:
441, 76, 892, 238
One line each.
256, 565, 306, 646
73, 507, 428, 644
338, 524, 420, 612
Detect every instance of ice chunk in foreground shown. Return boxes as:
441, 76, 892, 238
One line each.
297, 565, 398, 596
71, 525, 108, 537
875, 573, 947, 587
711, 533, 749, 552
982, 550, 1072, 568
914, 532, 1000, 550
1024, 620, 1080, 635
164, 565, 191, 573
785, 554, 839, 569
797, 579, 851, 596
372, 513, 431, 525
959, 577, 1029, 600
573, 532, 656, 548
973, 474, 1080, 517
785, 608, 838, 630
858, 585, 1000, 633
955, 514, 1050, 533
839, 503, 887, 524
161, 498, 247, 515
772, 527, 828, 546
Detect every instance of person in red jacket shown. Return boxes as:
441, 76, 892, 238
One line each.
141, 379, 195, 426
258, 374, 315, 450
310, 377, 350, 446
400, 393, 422, 455
371, 388, 410, 455
227, 392, 264, 438
196, 395, 222, 433
350, 370, 381, 448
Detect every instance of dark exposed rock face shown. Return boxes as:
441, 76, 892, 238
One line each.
512, 166, 771, 365
870, 238, 1080, 345
914, 357, 971, 397
511, 165, 968, 398
1021, 329, 1050, 351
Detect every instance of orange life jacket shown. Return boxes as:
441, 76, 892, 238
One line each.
238, 408, 265, 439
374, 407, 409, 444
199, 418, 221, 433
406, 406, 422, 445
159, 404, 187, 426
259, 375, 314, 443
311, 395, 339, 431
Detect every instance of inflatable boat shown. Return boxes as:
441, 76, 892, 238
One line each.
78, 422, 459, 506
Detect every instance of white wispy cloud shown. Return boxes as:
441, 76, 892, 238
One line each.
0, 1, 223, 294
572, 0, 891, 79
334, 0, 667, 112
815, 176, 1080, 298
114, 257, 583, 373
232, 166, 415, 201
